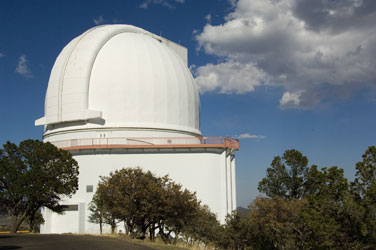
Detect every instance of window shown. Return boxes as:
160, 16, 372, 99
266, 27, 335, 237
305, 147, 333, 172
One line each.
63, 205, 78, 211
86, 185, 93, 193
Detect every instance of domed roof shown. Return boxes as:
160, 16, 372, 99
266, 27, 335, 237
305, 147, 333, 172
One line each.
36, 25, 201, 136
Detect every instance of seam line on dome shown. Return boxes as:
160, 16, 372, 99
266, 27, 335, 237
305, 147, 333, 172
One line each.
57, 26, 101, 123
55, 25, 150, 124
85, 28, 150, 112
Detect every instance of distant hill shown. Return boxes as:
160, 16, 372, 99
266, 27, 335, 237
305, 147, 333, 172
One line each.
237, 207, 249, 218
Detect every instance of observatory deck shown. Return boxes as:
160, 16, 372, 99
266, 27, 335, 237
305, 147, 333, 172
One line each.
50, 137, 239, 151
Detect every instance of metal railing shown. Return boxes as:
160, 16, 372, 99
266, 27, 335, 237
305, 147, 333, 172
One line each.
50, 137, 239, 150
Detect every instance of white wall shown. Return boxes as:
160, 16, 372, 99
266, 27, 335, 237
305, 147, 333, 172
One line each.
41, 148, 236, 234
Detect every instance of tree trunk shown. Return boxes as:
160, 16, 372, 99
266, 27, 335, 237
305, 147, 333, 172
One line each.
99, 212, 103, 234
28, 212, 36, 233
158, 224, 169, 243
123, 221, 130, 235
10, 216, 25, 234
110, 217, 117, 234
29, 219, 34, 233
149, 223, 155, 241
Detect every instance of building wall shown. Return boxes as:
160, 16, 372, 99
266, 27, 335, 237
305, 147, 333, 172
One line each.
41, 148, 236, 234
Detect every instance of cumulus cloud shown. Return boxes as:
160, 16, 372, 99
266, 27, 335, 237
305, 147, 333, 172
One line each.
194, 60, 268, 94
93, 16, 104, 25
194, 0, 376, 109
280, 90, 304, 109
140, 0, 184, 9
237, 133, 266, 140
16, 55, 33, 78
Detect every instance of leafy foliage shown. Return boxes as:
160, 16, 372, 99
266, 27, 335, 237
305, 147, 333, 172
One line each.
350, 146, 376, 247
301, 166, 357, 249
216, 211, 252, 250
0, 139, 79, 233
258, 149, 308, 199
217, 147, 376, 250
182, 205, 220, 246
249, 197, 308, 250
89, 167, 219, 244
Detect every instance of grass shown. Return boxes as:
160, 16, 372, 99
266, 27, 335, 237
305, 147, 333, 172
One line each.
0, 231, 205, 250
0, 230, 29, 234
104, 234, 191, 250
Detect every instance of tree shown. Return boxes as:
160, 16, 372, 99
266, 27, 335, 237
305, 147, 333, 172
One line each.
247, 196, 308, 250
248, 146, 376, 249
92, 179, 119, 234
0, 140, 79, 233
353, 146, 376, 198
25, 210, 44, 233
350, 146, 376, 246
88, 193, 106, 234
182, 205, 220, 246
216, 211, 252, 250
89, 167, 217, 245
258, 149, 308, 199
158, 181, 200, 243
90, 168, 169, 238
301, 166, 356, 249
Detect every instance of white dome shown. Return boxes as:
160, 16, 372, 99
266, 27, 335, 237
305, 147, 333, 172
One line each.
36, 25, 201, 137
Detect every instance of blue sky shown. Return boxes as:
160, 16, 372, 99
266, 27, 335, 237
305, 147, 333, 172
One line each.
1, 0, 376, 207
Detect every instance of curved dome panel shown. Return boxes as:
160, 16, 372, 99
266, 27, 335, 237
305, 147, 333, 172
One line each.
36, 24, 200, 136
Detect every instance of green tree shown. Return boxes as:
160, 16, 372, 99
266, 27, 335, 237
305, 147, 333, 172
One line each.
88, 193, 106, 234
247, 196, 308, 250
301, 166, 356, 249
89, 167, 218, 245
25, 210, 44, 233
350, 145, 376, 246
93, 179, 119, 234
158, 181, 200, 243
108, 168, 168, 238
251, 147, 376, 249
217, 211, 252, 250
0, 140, 79, 233
91, 168, 170, 238
182, 205, 220, 246
258, 149, 308, 199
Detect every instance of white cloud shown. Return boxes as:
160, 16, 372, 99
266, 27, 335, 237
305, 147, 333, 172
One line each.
16, 55, 33, 78
0, 52, 5, 58
237, 133, 266, 140
205, 14, 211, 23
93, 16, 104, 25
194, 0, 376, 109
280, 90, 304, 109
140, 0, 184, 9
194, 60, 268, 94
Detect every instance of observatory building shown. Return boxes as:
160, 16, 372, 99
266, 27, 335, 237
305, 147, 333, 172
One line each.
35, 24, 238, 234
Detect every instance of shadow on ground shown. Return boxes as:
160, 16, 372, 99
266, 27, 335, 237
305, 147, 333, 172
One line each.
0, 234, 156, 250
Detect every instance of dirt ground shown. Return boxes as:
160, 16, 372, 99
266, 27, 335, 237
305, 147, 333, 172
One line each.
0, 234, 157, 250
